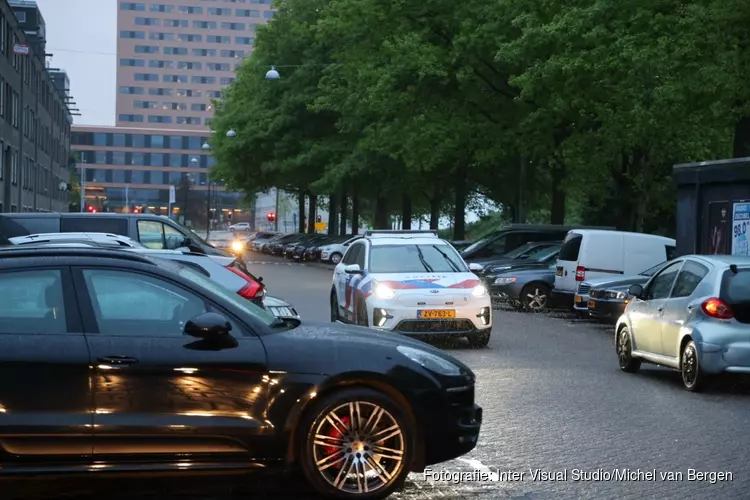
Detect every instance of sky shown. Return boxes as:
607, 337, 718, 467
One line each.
37, 0, 117, 126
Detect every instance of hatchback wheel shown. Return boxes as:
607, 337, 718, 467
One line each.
299, 388, 412, 499
616, 327, 641, 373
681, 340, 704, 392
331, 252, 343, 265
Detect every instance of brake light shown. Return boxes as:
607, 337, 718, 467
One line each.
575, 266, 585, 281
701, 298, 733, 319
226, 265, 264, 299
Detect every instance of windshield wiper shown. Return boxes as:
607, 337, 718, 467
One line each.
415, 245, 434, 272
432, 245, 460, 272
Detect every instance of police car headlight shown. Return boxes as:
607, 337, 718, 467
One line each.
374, 283, 395, 299
397, 346, 461, 376
471, 284, 487, 297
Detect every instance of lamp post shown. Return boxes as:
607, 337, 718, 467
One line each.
79, 157, 87, 212
201, 143, 214, 238
183, 172, 193, 225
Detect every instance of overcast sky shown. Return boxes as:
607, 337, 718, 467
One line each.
37, 0, 116, 126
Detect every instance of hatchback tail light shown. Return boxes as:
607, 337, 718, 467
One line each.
575, 266, 585, 281
701, 297, 734, 319
226, 265, 264, 300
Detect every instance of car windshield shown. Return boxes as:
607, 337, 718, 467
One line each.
460, 231, 497, 255
526, 244, 561, 261
503, 242, 541, 259
640, 261, 667, 276
723, 268, 750, 303
370, 244, 468, 273
156, 258, 279, 327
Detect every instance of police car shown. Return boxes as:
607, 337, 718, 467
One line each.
329, 230, 492, 346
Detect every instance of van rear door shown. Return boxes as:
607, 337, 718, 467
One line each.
554, 231, 583, 293
578, 232, 625, 282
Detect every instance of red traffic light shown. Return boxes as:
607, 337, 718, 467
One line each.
86, 204, 95, 213
267, 212, 276, 222
316, 215, 322, 223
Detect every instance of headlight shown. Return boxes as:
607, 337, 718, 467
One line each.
397, 346, 461, 376
605, 290, 627, 300
374, 283, 396, 299
471, 284, 487, 297
231, 241, 245, 252
493, 277, 516, 285
490, 266, 511, 273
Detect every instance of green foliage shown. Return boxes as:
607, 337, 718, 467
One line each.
210, 0, 750, 237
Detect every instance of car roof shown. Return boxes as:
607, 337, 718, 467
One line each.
11, 232, 135, 241
568, 229, 675, 242
0, 246, 156, 267
368, 238, 451, 246
683, 254, 750, 268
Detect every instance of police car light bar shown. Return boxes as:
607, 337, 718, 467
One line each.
364, 230, 439, 238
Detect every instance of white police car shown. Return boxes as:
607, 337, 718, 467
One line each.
329, 230, 492, 346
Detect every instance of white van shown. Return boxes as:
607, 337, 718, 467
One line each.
552, 230, 676, 307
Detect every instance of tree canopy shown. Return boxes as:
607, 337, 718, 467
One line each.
209, 0, 749, 238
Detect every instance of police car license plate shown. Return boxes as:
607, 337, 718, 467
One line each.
418, 310, 456, 319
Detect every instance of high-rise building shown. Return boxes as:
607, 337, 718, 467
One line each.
115, 0, 274, 129
0, 0, 75, 213
71, 0, 277, 226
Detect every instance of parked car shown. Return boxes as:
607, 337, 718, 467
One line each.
484, 260, 557, 311
287, 234, 331, 260
450, 240, 472, 252
0, 212, 229, 256
585, 261, 668, 322
472, 241, 561, 273
617, 255, 750, 391
265, 233, 306, 256
553, 229, 676, 310
229, 222, 251, 232
304, 234, 355, 262
0, 246, 481, 497
283, 234, 325, 259
320, 234, 363, 264
250, 231, 281, 252
208, 231, 247, 256
8, 232, 146, 248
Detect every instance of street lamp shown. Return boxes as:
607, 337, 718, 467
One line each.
265, 66, 280, 80
202, 142, 211, 150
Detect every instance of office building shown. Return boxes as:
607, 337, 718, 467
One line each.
0, 0, 74, 213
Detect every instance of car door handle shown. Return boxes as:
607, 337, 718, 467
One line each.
97, 356, 139, 366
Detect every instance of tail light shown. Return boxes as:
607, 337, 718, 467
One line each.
575, 266, 585, 281
226, 265, 264, 300
701, 297, 733, 319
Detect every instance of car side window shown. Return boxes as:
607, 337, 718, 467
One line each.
487, 235, 509, 256
671, 261, 710, 298
0, 269, 67, 334
342, 244, 360, 265
355, 244, 366, 268
82, 269, 207, 337
137, 220, 165, 249
163, 224, 187, 249
644, 262, 683, 300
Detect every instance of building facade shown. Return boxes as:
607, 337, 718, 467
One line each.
116, 0, 274, 129
0, 0, 73, 213
71, 125, 243, 228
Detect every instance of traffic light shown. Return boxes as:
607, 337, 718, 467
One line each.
267, 212, 276, 222
316, 215, 322, 223
86, 204, 96, 213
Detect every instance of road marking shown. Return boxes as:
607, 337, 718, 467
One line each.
457, 458, 499, 481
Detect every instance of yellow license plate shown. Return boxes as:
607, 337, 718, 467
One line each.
588, 300, 596, 308
556, 267, 563, 276
574, 295, 582, 303
418, 310, 456, 319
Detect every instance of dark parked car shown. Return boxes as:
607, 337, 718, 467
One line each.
0, 247, 481, 497
283, 234, 327, 259
473, 242, 561, 274
264, 233, 304, 256
303, 234, 355, 261
484, 259, 558, 311
289, 234, 333, 260
250, 232, 281, 252
587, 261, 668, 322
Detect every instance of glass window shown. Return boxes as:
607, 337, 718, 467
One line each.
342, 244, 361, 265
671, 261, 710, 298
0, 270, 67, 334
640, 261, 667, 277
722, 269, 750, 303
113, 134, 125, 147
169, 171, 182, 183
131, 170, 145, 183
150, 153, 164, 166
644, 262, 683, 300
131, 152, 144, 165
558, 233, 582, 261
369, 244, 468, 273
112, 151, 126, 165
113, 170, 126, 183
151, 135, 164, 148
82, 269, 207, 337
169, 154, 182, 167
164, 224, 187, 249
93, 133, 107, 146
168, 135, 182, 149
137, 220, 165, 248
132, 134, 145, 148
94, 151, 106, 164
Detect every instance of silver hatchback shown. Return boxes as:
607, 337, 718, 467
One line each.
616, 255, 750, 391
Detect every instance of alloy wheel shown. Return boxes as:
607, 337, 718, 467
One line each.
617, 329, 630, 367
681, 342, 699, 390
312, 401, 405, 494
524, 287, 548, 310
331, 253, 342, 265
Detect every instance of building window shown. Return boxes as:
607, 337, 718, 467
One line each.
132, 135, 146, 148
193, 21, 217, 29
148, 87, 173, 96
148, 60, 176, 68
264, 10, 275, 19
206, 90, 222, 99
220, 49, 245, 58
191, 103, 209, 111
120, 30, 146, 39
208, 7, 232, 15
134, 45, 159, 53
163, 46, 188, 55
204, 118, 212, 126
134, 73, 159, 81
221, 22, 246, 30
220, 77, 235, 85
120, 58, 145, 67
207, 62, 230, 71
207, 35, 231, 44
163, 75, 188, 83
112, 152, 126, 165
150, 153, 165, 165
133, 100, 159, 109
150, 4, 174, 12
177, 61, 202, 70
11, 91, 19, 128
148, 116, 172, 124
191, 76, 217, 85
113, 134, 126, 147
93, 133, 107, 146
235, 9, 259, 17
235, 37, 254, 45
251, 0, 272, 4
150, 32, 175, 41
120, 86, 145, 94
178, 34, 202, 42
134, 17, 160, 25
192, 48, 216, 57
177, 89, 202, 97
120, 2, 146, 10
151, 135, 164, 148
178, 6, 202, 14
168, 136, 183, 149
119, 114, 144, 122
163, 19, 188, 28
176, 117, 201, 125
162, 102, 187, 111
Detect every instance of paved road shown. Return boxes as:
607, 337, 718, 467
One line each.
21, 255, 750, 499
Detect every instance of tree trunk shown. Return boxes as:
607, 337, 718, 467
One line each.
351, 187, 360, 234
453, 166, 467, 240
307, 193, 317, 234
429, 197, 440, 229
733, 116, 750, 157
549, 162, 566, 224
401, 194, 412, 230
327, 193, 338, 235
374, 194, 389, 229
297, 190, 306, 233
339, 190, 348, 235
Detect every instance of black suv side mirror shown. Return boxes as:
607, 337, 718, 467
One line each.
628, 284, 644, 299
184, 312, 232, 339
